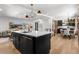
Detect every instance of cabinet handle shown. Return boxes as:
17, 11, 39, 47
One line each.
22, 36, 32, 40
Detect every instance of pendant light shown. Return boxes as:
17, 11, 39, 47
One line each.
37, 10, 42, 14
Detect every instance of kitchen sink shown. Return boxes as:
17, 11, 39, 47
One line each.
22, 31, 32, 33
22, 31, 29, 33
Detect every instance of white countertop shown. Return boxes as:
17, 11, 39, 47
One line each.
13, 30, 51, 37
58, 26, 75, 29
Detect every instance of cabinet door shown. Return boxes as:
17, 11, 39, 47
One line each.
35, 34, 51, 54
20, 36, 33, 54
12, 33, 18, 48
12, 33, 20, 50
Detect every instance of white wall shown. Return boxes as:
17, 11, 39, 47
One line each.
32, 18, 51, 31
0, 13, 52, 32
0, 17, 9, 32
0, 16, 33, 32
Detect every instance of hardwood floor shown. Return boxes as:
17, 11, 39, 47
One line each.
0, 35, 79, 54
50, 34, 79, 54
0, 37, 20, 54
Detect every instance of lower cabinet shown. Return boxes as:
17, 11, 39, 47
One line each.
12, 33, 20, 50
12, 33, 33, 54
12, 32, 51, 54
19, 36, 33, 54
35, 34, 51, 54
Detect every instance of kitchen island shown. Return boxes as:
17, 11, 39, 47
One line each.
12, 31, 51, 54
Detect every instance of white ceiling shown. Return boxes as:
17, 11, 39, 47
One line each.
0, 4, 78, 19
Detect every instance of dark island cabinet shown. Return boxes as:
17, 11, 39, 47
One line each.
19, 36, 33, 54
12, 32, 33, 54
12, 33, 20, 50
12, 32, 51, 54
35, 34, 51, 54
